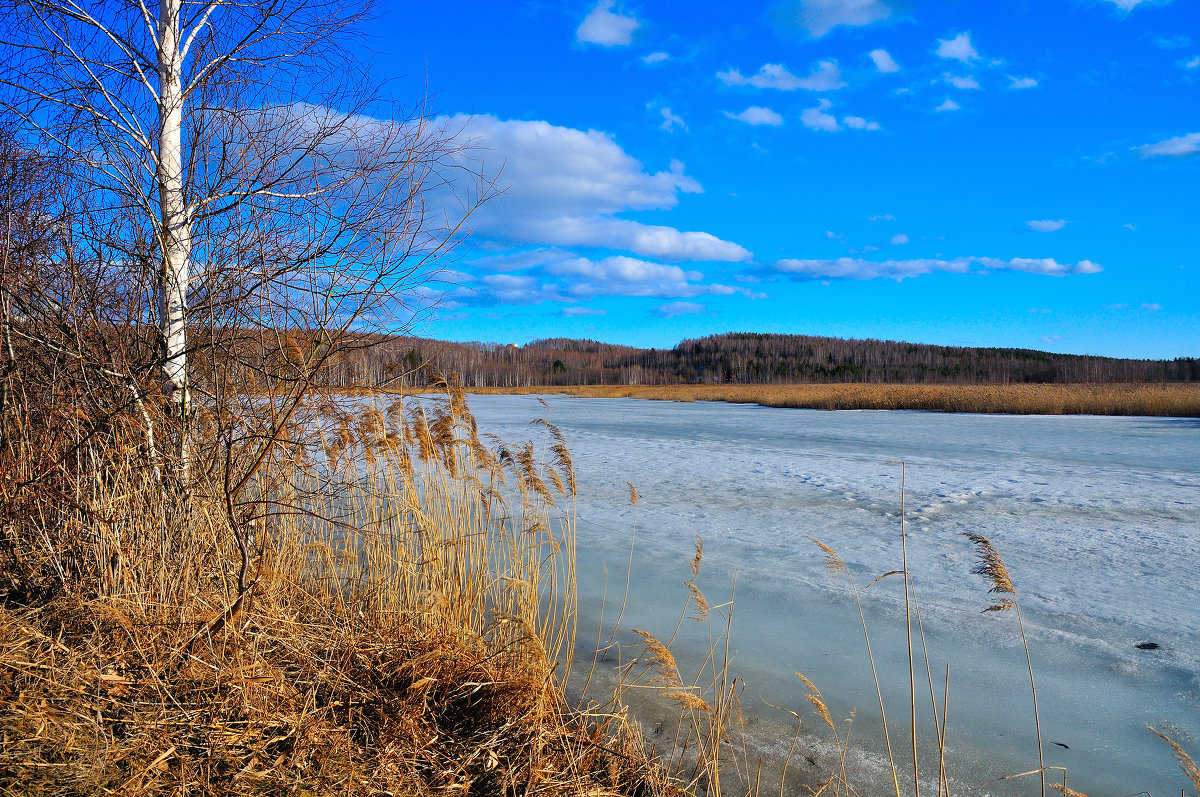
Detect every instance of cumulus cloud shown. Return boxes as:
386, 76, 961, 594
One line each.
801, 99, 839, 131
546, 254, 704, 286
655, 301, 707, 318
890, 233, 909, 245
944, 73, 980, 89
1009, 75, 1039, 89
844, 115, 881, 130
459, 249, 748, 305
442, 115, 750, 262
869, 48, 900, 73
869, 214, 895, 221
769, 255, 1102, 281
1139, 131, 1200, 157
660, 107, 687, 132
777, 0, 894, 37
726, 106, 785, 126
717, 61, 846, 91
1142, 302, 1162, 310
643, 51, 670, 64
935, 98, 962, 112
936, 32, 979, 63
1027, 219, 1067, 232
577, 0, 640, 46
1186, 56, 1200, 69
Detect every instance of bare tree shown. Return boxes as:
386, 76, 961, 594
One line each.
0, 0, 479, 488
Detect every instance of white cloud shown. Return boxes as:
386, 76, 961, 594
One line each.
770, 255, 1102, 281
717, 61, 846, 91
726, 106, 785, 126
643, 51, 670, 64
660, 107, 687, 132
1027, 219, 1068, 232
944, 73, 980, 89
1139, 131, 1200, 157
1009, 75, 1039, 89
655, 301, 707, 318
801, 99, 839, 131
562, 307, 607, 316
936, 32, 979, 63
978, 257, 1103, 275
1153, 35, 1189, 49
576, 0, 640, 46
869, 214, 895, 221
461, 249, 746, 305
869, 48, 901, 73
782, 0, 894, 37
1102, 0, 1166, 9
844, 115, 881, 130
935, 98, 961, 112
890, 233, 909, 245
547, 254, 702, 286
442, 115, 751, 262
1142, 302, 1162, 310
478, 273, 543, 304
1185, 56, 1200, 69
1124, 223, 1137, 231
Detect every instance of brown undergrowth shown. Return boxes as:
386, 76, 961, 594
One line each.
451, 383, 1200, 417
0, 383, 672, 797
5, 377, 1199, 797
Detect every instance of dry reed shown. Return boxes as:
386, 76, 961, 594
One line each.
9, 374, 1199, 797
457, 382, 1200, 417
0, 385, 673, 797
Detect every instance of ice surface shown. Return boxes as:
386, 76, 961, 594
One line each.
434, 394, 1200, 794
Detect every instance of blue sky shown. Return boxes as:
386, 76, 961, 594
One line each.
371, 0, 1197, 358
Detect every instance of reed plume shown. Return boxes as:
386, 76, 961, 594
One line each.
966, 532, 1045, 797
1150, 727, 1200, 792
633, 628, 683, 687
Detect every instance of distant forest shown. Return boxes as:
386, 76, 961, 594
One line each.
315, 332, 1200, 388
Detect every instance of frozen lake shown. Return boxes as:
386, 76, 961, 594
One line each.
465, 393, 1199, 795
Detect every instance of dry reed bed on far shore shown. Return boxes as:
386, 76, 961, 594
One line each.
456, 382, 1200, 417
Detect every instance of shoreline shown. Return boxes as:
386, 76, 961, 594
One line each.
326, 382, 1200, 417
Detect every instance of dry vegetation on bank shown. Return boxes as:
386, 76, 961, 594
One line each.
5, 382, 1200, 797
455, 382, 1200, 417
0, 387, 678, 797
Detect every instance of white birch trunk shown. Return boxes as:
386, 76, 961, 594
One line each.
157, 0, 191, 473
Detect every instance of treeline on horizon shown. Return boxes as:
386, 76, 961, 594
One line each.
315, 332, 1200, 388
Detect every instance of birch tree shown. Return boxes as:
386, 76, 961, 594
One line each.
0, 0, 476, 485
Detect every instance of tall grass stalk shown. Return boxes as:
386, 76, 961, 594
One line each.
966, 532, 1046, 797
812, 536, 903, 797
900, 462, 921, 797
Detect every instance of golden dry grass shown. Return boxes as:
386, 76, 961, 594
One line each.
8, 378, 1200, 797
0, 387, 673, 797
453, 382, 1200, 417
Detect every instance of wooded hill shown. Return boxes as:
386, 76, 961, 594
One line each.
318, 332, 1200, 388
